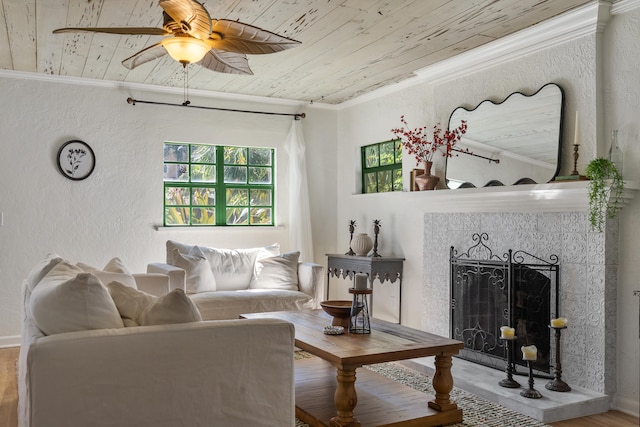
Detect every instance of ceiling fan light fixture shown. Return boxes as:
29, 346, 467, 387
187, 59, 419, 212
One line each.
161, 37, 210, 65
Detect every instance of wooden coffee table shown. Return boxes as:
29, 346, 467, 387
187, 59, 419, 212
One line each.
241, 309, 464, 427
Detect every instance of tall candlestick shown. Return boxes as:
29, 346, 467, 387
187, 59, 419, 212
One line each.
574, 111, 579, 145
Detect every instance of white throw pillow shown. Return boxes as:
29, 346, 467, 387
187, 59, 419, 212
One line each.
107, 281, 157, 323
103, 257, 131, 274
172, 247, 217, 294
199, 244, 280, 291
250, 251, 300, 291
139, 288, 202, 326
30, 262, 124, 335
166, 240, 195, 265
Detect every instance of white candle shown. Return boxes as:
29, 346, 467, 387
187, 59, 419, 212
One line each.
551, 317, 567, 328
355, 273, 368, 290
500, 326, 515, 339
521, 345, 538, 361
574, 111, 579, 145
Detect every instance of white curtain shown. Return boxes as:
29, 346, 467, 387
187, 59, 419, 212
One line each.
284, 119, 314, 262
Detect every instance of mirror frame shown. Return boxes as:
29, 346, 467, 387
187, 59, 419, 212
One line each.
446, 83, 565, 188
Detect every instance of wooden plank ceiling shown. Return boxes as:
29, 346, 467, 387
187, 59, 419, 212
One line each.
0, 0, 594, 104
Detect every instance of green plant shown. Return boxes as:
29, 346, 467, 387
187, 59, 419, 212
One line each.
585, 158, 624, 232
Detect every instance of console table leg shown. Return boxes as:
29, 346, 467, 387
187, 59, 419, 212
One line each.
330, 366, 360, 427
428, 353, 458, 412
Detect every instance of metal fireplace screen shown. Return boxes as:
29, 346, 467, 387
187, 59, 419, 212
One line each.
450, 233, 558, 373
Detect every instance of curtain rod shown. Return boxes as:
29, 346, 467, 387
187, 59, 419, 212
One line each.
126, 97, 305, 120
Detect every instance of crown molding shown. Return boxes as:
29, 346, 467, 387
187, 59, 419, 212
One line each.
0, 69, 307, 108
340, 1, 611, 108
611, 0, 640, 14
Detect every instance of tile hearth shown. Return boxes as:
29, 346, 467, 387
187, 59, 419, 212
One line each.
398, 356, 609, 423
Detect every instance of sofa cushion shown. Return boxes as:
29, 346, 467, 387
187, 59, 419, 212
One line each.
139, 288, 202, 326
103, 257, 132, 274
166, 240, 196, 265
250, 251, 300, 291
29, 262, 124, 335
172, 246, 217, 294
107, 281, 202, 326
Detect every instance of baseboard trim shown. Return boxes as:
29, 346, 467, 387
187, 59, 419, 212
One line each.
0, 335, 20, 348
614, 395, 640, 418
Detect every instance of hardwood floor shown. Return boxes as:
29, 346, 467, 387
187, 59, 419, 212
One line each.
1, 346, 637, 427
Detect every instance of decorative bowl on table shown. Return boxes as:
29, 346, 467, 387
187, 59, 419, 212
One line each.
320, 300, 362, 329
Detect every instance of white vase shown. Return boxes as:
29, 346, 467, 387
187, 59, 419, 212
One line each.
351, 233, 373, 256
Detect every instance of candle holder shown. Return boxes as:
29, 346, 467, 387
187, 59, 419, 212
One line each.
348, 288, 372, 334
499, 336, 520, 388
546, 325, 571, 392
370, 219, 381, 257
345, 220, 356, 255
520, 361, 543, 399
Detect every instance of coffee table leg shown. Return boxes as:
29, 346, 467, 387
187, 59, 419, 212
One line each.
329, 366, 361, 427
428, 353, 458, 412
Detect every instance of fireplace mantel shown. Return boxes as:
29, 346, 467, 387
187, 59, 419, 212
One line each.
406, 180, 638, 213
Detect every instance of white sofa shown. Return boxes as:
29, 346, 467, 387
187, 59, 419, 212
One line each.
147, 240, 324, 320
19, 254, 296, 427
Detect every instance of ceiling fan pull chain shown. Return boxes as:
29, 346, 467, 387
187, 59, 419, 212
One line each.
182, 64, 191, 106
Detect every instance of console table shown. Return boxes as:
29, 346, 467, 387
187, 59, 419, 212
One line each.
326, 254, 405, 323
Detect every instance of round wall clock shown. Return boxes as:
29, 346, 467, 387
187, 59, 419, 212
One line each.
57, 140, 96, 180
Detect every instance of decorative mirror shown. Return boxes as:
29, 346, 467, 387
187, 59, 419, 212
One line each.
445, 83, 564, 188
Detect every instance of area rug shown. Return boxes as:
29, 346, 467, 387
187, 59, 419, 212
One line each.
293, 351, 551, 427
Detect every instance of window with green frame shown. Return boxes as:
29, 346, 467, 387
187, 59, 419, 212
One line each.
361, 139, 403, 193
163, 142, 274, 226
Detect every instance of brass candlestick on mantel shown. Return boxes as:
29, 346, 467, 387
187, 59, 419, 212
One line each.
571, 144, 580, 175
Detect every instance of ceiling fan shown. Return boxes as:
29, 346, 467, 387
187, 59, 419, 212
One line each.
53, 0, 301, 75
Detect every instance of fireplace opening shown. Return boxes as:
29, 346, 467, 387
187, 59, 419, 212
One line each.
450, 233, 558, 374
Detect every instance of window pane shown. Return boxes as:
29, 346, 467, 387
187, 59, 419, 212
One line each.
165, 207, 189, 225
190, 144, 216, 163
364, 172, 377, 193
249, 148, 272, 166
249, 167, 271, 184
191, 164, 216, 182
378, 170, 392, 192
165, 187, 190, 205
191, 207, 215, 225
394, 140, 403, 163
364, 145, 379, 168
250, 189, 272, 206
226, 208, 248, 225
393, 169, 403, 191
192, 188, 215, 205
380, 142, 395, 166
224, 147, 247, 165
224, 165, 247, 183
226, 188, 248, 206
250, 208, 272, 225
164, 163, 188, 181
164, 144, 188, 162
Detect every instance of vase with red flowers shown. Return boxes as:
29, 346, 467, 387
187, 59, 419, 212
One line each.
391, 116, 468, 190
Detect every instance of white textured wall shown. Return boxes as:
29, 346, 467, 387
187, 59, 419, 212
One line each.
0, 75, 337, 342
335, 9, 639, 416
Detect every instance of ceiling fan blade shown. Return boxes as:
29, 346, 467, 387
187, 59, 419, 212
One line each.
53, 27, 167, 36
122, 42, 168, 70
199, 49, 253, 75
208, 19, 301, 54
159, 0, 211, 40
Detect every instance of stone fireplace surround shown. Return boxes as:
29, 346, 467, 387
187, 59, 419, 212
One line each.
397, 180, 637, 422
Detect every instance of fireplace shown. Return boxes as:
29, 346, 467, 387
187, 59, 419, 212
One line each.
449, 233, 558, 374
